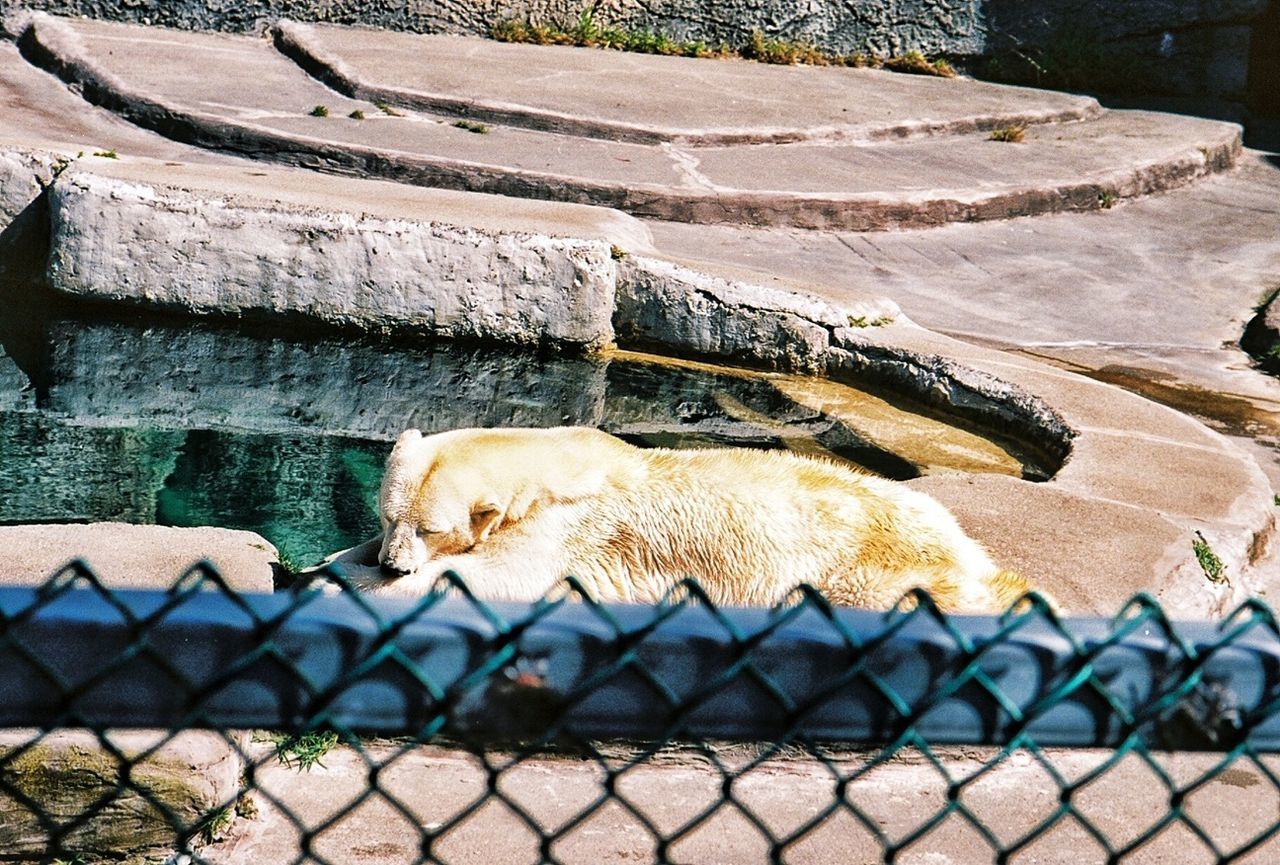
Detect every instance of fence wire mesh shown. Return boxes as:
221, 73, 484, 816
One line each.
4, 562, 1280, 865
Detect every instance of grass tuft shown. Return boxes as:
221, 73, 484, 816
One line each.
271, 730, 341, 771
348, 109, 365, 120
91, 149, 118, 159
988, 124, 1027, 143
308, 104, 330, 117
848, 314, 894, 328
453, 119, 490, 134
374, 100, 403, 117
1193, 532, 1226, 584
610, 244, 628, 261
883, 50, 956, 78
742, 30, 828, 65
488, 10, 947, 75
201, 806, 235, 843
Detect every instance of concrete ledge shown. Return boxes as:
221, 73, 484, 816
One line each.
0, 523, 278, 591
45, 160, 627, 350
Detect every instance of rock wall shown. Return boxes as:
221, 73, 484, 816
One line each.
1, 0, 1272, 98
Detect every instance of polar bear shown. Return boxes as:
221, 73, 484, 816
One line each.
327, 426, 1041, 613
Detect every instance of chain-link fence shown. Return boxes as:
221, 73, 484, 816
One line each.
4, 563, 1280, 864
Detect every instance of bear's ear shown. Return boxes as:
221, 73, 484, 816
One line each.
394, 428, 423, 448
470, 501, 504, 542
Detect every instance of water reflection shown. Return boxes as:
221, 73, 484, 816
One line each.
0, 316, 1035, 566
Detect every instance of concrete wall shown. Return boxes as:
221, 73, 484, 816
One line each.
1, 0, 1272, 98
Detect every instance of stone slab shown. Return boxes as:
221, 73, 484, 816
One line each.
0, 523, 277, 591
15, 14, 1243, 230
276, 21, 1100, 145
44, 160, 624, 349
0, 729, 243, 863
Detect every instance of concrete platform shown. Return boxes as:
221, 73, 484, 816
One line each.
273, 21, 1102, 145
11, 13, 1243, 231
204, 740, 1280, 865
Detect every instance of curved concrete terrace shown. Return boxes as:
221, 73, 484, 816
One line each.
7, 13, 1243, 232
0, 17, 1274, 619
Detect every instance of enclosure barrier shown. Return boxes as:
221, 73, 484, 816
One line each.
4, 564, 1280, 864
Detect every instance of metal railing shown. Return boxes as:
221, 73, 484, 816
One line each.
3, 563, 1280, 863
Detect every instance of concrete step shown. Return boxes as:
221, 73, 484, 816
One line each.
272, 20, 1103, 146
14, 13, 1243, 231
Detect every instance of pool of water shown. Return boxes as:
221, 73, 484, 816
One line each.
0, 312, 1051, 568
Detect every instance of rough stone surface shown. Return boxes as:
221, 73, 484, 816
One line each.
0, 523, 277, 591
0, 729, 243, 863
43, 320, 612, 439
2, 0, 988, 54
0, 147, 55, 226
615, 255, 866, 374
45, 163, 620, 350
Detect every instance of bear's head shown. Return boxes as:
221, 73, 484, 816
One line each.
377, 428, 505, 577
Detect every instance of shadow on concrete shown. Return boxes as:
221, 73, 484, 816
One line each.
0, 189, 62, 400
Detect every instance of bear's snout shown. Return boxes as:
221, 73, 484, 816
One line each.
380, 560, 413, 578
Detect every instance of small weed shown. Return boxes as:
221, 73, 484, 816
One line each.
51, 858, 85, 865
571, 6, 601, 44
201, 806, 234, 843
1273, 494, 1279, 507
884, 50, 956, 78
489, 18, 529, 42
235, 793, 259, 819
374, 100, 403, 117
840, 52, 879, 69
610, 244, 628, 261
348, 109, 365, 120
275, 550, 306, 576
48, 154, 77, 181
1097, 189, 1116, 209
91, 149, 118, 159
272, 730, 340, 770
743, 30, 827, 66
1193, 532, 1227, 584
847, 314, 893, 328
453, 119, 490, 134
308, 104, 330, 117
988, 124, 1027, 143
